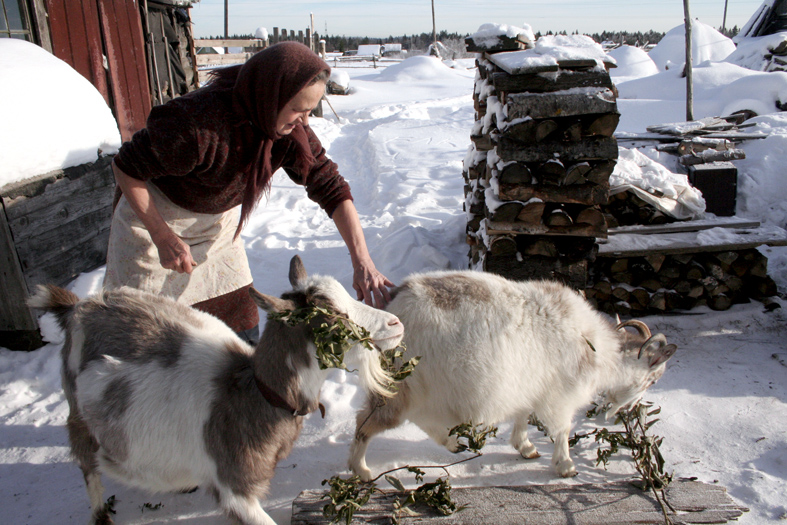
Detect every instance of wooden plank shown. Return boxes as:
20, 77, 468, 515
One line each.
496, 136, 619, 163
3, 161, 115, 240
506, 88, 617, 120
497, 181, 610, 205
599, 223, 787, 257
45, 0, 109, 105
0, 202, 36, 331
22, 229, 111, 289
292, 480, 747, 524
98, 0, 152, 140
196, 53, 255, 66
14, 206, 113, 274
609, 217, 761, 236
195, 38, 266, 48
491, 69, 613, 94
465, 34, 532, 54
486, 220, 607, 238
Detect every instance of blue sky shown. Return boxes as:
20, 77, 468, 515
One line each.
189, 0, 765, 38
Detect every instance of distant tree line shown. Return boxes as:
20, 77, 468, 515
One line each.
208, 25, 740, 57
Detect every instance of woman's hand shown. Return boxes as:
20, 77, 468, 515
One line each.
112, 163, 196, 274
331, 200, 394, 309
152, 230, 197, 274
353, 259, 394, 309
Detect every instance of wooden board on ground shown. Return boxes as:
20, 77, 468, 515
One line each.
608, 216, 761, 236
599, 223, 787, 257
291, 480, 747, 524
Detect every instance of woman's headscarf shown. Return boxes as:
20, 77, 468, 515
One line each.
212, 42, 330, 237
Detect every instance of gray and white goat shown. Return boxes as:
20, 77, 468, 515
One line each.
29, 255, 403, 525
349, 270, 676, 480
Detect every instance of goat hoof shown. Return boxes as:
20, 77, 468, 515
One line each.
444, 435, 462, 453
354, 467, 373, 482
521, 450, 541, 460
556, 460, 578, 478
91, 511, 114, 525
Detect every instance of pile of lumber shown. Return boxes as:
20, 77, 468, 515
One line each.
463, 33, 618, 289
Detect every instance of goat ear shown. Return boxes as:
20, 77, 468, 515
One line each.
289, 255, 308, 289
639, 335, 677, 368
248, 288, 295, 313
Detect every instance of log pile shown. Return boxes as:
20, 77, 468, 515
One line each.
463, 32, 618, 289
587, 248, 779, 315
602, 190, 678, 228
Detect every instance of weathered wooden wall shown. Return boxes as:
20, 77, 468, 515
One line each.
0, 157, 115, 350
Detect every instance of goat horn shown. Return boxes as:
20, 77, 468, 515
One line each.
615, 319, 651, 339
638, 333, 667, 359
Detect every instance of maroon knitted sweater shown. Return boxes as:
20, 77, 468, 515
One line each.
114, 87, 352, 218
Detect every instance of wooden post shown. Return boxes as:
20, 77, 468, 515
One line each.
306, 28, 311, 49
310, 12, 315, 50
223, 0, 229, 54
431, 0, 437, 47
281, 28, 287, 41
319, 39, 326, 59
298, 29, 304, 44
722, 0, 729, 32
684, 0, 694, 121
273, 27, 279, 44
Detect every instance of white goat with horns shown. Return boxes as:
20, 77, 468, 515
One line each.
349, 270, 677, 480
29, 255, 404, 525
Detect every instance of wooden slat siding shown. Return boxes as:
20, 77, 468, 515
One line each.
1, 158, 115, 289
0, 202, 37, 331
45, 0, 110, 106
25, 229, 112, 289
98, 0, 152, 141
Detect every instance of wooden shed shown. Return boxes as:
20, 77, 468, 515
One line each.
1, 0, 199, 350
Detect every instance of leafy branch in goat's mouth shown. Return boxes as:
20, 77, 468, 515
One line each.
269, 304, 418, 379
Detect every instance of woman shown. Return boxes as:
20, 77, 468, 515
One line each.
104, 42, 392, 344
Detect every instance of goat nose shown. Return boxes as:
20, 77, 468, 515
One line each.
388, 317, 402, 327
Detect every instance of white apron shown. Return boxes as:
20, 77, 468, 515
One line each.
103, 182, 253, 305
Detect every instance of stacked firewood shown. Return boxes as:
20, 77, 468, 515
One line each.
463, 33, 618, 289
602, 190, 677, 228
587, 249, 779, 315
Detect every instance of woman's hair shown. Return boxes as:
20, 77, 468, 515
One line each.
309, 69, 330, 85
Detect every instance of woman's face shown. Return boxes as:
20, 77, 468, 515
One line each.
275, 80, 326, 137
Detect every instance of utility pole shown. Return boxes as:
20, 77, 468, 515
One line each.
224, 0, 230, 54
431, 0, 437, 46
683, 0, 694, 121
722, 0, 729, 33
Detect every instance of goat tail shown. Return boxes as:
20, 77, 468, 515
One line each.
27, 284, 79, 330
358, 348, 397, 399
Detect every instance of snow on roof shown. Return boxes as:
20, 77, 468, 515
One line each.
357, 44, 382, 56
0, 39, 121, 189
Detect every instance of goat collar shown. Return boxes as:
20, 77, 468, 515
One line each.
253, 376, 325, 418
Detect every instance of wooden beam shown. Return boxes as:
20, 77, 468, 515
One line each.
292, 480, 746, 524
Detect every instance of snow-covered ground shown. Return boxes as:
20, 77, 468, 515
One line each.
1, 22, 786, 524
